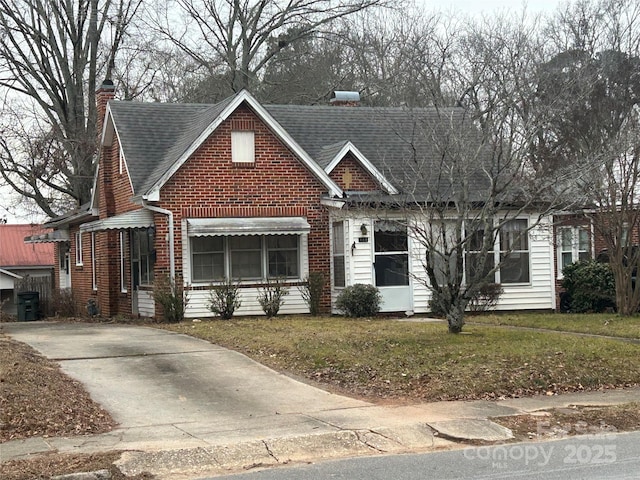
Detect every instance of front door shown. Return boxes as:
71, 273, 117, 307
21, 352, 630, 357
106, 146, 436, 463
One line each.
373, 220, 412, 312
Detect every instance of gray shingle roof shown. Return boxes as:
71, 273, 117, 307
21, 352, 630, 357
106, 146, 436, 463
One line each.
265, 104, 489, 202
108, 94, 489, 202
109, 97, 233, 194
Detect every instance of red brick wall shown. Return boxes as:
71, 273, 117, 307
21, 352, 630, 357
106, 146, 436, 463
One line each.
329, 154, 379, 191
76, 102, 335, 317
156, 105, 333, 310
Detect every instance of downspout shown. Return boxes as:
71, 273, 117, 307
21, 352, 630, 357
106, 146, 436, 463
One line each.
143, 202, 175, 280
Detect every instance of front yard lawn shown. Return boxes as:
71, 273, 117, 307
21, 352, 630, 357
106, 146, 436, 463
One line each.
469, 313, 640, 339
160, 317, 640, 402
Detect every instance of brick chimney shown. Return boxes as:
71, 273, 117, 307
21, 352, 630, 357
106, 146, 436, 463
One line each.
330, 90, 360, 106
96, 79, 116, 133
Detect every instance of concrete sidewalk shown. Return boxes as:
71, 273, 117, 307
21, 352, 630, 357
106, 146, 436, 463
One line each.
1, 322, 638, 479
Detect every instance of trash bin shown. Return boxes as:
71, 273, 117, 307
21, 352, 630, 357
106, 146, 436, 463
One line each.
17, 291, 40, 321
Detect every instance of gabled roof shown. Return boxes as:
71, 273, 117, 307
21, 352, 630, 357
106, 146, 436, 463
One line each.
321, 141, 399, 195
104, 91, 343, 200
0, 225, 54, 268
100, 91, 489, 205
264, 104, 488, 202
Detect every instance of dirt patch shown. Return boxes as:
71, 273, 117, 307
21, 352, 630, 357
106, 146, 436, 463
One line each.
0, 452, 154, 480
494, 403, 640, 441
0, 334, 116, 442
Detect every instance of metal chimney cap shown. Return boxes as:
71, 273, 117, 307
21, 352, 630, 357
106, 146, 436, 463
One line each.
331, 91, 360, 103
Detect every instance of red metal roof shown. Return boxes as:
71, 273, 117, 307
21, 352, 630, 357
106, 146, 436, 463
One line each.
0, 224, 55, 268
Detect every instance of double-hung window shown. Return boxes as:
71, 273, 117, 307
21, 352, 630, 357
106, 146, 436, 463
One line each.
464, 219, 530, 284
75, 232, 83, 266
132, 229, 155, 286
559, 227, 590, 274
192, 236, 224, 282
499, 219, 530, 284
465, 225, 495, 283
332, 222, 345, 287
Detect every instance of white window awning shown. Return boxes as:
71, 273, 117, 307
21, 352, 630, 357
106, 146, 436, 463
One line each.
187, 217, 310, 236
80, 209, 154, 233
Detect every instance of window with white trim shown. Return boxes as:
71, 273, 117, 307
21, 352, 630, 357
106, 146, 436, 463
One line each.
499, 219, 530, 284
463, 219, 530, 284
190, 234, 300, 282
75, 231, 83, 266
119, 231, 127, 292
559, 227, 590, 274
231, 131, 255, 164
132, 229, 155, 286
465, 224, 495, 283
332, 222, 345, 287
91, 232, 97, 291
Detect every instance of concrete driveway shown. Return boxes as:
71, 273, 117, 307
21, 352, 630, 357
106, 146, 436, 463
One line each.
2, 322, 371, 449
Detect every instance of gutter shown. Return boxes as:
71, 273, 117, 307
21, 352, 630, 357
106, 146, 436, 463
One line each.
142, 202, 175, 280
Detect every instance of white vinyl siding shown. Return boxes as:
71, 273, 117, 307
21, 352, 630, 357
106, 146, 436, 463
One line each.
337, 213, 555, 314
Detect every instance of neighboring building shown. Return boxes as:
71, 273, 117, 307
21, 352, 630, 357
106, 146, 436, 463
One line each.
34, 83, 561, 319
0, 224, 54, 316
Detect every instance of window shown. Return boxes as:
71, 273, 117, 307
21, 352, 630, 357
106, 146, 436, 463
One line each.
500, 219, 530, 284
91, 233, 97, 291
75, 231, 83, 266
463, 219, 530, 285
231, 236, 262, 279
267, 236, 299, 277
559, 227, 590, 274
374, 220, 409, 286
119, 231, 127, 292
465, 226, 495, 283
192, 236, 224, 282
132, 229, 155, 287
190, 234, 300, 282
332, 222, 345, 287
231, 131, 255, 163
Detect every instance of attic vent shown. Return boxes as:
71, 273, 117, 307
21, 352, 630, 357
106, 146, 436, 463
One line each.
330, 91, 360, 106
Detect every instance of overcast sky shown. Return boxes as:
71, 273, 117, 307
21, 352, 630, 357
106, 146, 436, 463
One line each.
431, 0, 564, 15
2, 0, 568, 224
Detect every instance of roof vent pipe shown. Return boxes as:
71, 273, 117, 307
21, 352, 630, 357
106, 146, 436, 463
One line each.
330, 91, 360, 106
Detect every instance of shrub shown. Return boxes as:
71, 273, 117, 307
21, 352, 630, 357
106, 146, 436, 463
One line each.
208, 278, 242, 319
336, 284, 381, 317
153, 274, 189, 323
561, 260, 616, 313
468, 283, 503, 312
51, 288, 78, 317
258, 277, 289, 318
299, 272, 325, 316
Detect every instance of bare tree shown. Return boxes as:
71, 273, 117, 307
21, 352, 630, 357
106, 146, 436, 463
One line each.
149, 0, 394, 96
543, 0, 640, 315
0, 0, 142, 217
375, 12, 576, 333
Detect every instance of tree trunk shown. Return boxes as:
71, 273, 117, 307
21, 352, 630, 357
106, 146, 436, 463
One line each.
446, 304, 465, 333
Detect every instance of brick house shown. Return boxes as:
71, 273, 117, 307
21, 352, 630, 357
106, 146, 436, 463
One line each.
35, 83, 562, 319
